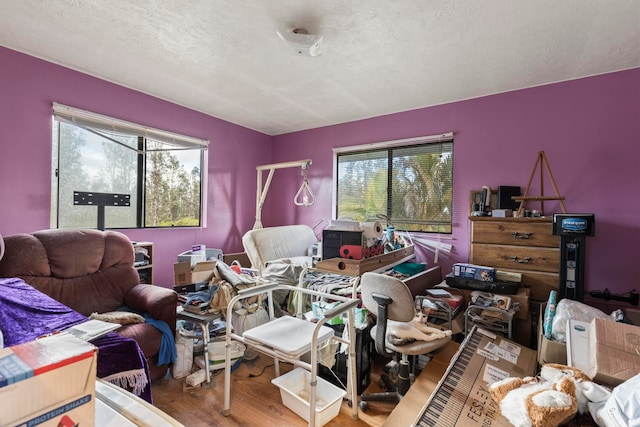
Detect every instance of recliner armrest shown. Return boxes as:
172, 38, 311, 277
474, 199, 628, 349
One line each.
125, 284, 178, 331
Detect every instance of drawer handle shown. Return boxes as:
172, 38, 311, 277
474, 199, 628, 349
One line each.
510, 256, 531, 264
511, 232, 532, 239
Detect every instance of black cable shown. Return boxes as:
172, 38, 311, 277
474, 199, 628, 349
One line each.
248, 363, 275, 378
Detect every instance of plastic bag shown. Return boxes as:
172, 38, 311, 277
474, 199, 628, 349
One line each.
590, 373, 640, 427
232, 306, 269, 360
551, 298, 609, 342
172, 325, 194, 378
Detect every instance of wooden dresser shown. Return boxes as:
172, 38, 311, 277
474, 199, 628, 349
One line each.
469, 217, 560, 305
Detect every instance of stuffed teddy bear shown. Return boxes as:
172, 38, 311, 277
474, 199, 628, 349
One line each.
489, 363, 611, 427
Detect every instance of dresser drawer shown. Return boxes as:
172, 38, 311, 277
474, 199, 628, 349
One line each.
471, 220, 559, 248
471, 243, 560, 273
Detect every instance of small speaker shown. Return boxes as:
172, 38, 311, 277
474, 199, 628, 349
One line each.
498, 186, 521, 210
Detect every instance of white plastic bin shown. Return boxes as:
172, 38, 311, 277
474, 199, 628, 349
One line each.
271, 367, 346, 427
208, 340, 245, 369
194, 341, 246, 371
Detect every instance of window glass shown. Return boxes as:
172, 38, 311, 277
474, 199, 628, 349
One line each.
145, 139, 202, 227
52, 116, 204, 229
336, 140, 453, 233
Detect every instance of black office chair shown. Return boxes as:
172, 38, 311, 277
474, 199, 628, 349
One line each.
359, 272, 451, 411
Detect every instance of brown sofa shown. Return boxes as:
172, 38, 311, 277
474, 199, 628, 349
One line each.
0, 228, 177, 381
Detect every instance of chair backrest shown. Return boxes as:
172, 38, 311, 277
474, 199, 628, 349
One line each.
360, 272, 415, 323
242, 224, 318, 271
361, 272, 418, 357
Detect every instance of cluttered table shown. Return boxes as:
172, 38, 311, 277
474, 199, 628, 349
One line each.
176, 307, 223, 386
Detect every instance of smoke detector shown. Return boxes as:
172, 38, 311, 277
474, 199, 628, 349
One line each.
276, 28, 323, 57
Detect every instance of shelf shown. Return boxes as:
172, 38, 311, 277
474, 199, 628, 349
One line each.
133, 242, 154, 284
464, 305, 515, 339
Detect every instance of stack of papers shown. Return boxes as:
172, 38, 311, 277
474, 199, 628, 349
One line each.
63, 319, 121, 342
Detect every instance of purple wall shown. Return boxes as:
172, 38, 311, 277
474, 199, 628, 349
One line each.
0, 46, 271, 286
1, 43, 639, 301
271, 68, 640, 300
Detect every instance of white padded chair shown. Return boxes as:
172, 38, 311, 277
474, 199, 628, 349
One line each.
242, 225, 318, 271
359, 272, 451, 411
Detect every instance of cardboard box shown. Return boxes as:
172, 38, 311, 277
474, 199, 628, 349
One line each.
383, 340, 459, 427
0, 334, 97, 427
623, 307, 640, 326
173, 260, 216, 285
537, 302, 567, 365
589, 318, 640, 386
514, 314, 533, 348
223, 252, 251, 268
512, 287, 530, 320
383, 327, 537, 427
453, 263, 496, 282
449, 312, 465, 336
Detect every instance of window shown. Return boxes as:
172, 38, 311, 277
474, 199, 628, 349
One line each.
51, 103, 208, 229
335, 134, 453, 233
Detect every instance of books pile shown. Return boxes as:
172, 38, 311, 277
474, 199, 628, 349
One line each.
178, 293, 211, 314
425, 288, 464, 309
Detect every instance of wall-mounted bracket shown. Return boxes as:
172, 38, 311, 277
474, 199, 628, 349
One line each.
73, 191, 130, 230
254, 159, 312, 229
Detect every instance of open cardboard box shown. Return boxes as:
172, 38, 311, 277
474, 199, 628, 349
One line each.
537, 302, 567, 365
589, 317, 640, 386
0, 334, 97, 427
383, 327, 537, 427
173, 260, 216, 285
223, 252, 251, 268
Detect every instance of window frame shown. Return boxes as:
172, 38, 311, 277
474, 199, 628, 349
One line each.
51, 103, 209, 229
332, 132, 454, 234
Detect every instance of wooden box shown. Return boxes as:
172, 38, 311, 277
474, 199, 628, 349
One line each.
315, 245, 415, 276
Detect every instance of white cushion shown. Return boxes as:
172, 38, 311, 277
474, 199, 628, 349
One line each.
242, 225, 318, 271
90, 311, 145, 325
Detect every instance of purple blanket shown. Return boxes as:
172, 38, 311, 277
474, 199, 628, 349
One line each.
0, 277, 152, 403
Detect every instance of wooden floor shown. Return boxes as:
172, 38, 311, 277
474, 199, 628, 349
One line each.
152, 354, 397, 427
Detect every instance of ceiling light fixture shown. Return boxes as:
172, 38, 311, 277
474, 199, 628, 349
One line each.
276, 28, 323, 57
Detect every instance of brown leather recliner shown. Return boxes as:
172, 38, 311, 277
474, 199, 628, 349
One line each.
0, 228, 177, 382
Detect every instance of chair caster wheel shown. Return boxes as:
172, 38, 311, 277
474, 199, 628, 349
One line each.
359, 401, 369, 412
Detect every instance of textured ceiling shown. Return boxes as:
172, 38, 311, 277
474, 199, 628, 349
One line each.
1, 1, 638, 135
